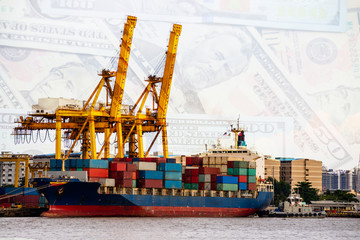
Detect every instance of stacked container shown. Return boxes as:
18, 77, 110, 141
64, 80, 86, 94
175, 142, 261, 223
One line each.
110, 162, 136, 187
216, 175, 238, 191
198, 167, 219, 190
158, 163, 182, 189
183, 167, 199, 190
247, 161, 257, 190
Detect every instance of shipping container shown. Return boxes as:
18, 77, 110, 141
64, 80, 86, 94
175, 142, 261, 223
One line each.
216, 175, 238, 184
185, 168, 199, 176
199, 167, 220, 175
184, 183, 199, 190
238, 175, 247, 183
111, 171, 133, 180
138, 179, 163, 188
247, 169, 256, 176
138, 170, 164, 180
83, 159, 109, 169
158, 163, 182, 172
164, 180, 182, 189
69, 159, 77, 168
199, 174, 211, 183
227, 168, 234, 175
110, 162, 127, 172
84, 168, 108, 178
239, 182, 247, 190
126, 163, 137, 172
233, 168, 247, 176
233, 161, 248, 168
166, 158, 177, 163
247, 183, 257, 190
248, 176, 256, 183
217, 183, 238, 191
134, 162, 157, 171
198, 182, 212, 190
99, 178, 115, 187
164, 171, 182, 181
116, 179, 133, 187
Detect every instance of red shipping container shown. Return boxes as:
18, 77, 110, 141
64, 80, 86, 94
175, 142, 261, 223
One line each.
114, 158, 133, 162
227, 161, 234, 168
211, 174, 217, 183
199, 167, 220, 175
192, 157, 203, 165
156, 158, 167, 164
248, 183, 256, 190
138, 179, 163, 188
132, 172, 136, 180
238, 175, 247, 183
116, 179, 133, 187
185, 168, 199, 176
191, 176, 199, 183
211, 183, 217, 190
183, 175, 191, 183
126, 163, 137, 172
85, 168, 109, 178
110, 162, 127, 171
117, 171, 133, 180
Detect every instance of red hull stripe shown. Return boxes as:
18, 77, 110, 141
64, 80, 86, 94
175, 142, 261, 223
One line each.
42, 205, 258, 217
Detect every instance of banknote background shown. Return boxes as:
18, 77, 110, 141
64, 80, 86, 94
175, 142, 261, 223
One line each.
0, 0, 358, 170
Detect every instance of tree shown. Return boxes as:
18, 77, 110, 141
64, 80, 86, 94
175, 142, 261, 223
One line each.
321, 190, 359, 202
294, 181, 319, 203
267, 177, 291, 206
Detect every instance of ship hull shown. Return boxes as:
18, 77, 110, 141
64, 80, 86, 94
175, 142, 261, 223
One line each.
38, 181, 273, 217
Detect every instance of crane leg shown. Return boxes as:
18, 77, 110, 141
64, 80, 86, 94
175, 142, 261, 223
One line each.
162, 125, 169, 158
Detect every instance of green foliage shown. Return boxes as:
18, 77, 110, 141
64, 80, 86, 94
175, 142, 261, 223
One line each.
267, 177, 291, 206
321, 190, 359, 202
294, 181, 319, 203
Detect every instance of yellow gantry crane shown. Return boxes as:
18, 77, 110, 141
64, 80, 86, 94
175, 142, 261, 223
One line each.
13, 16, 181, 168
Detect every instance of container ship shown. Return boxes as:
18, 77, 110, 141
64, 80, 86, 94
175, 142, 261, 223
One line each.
32, 130, 273, 218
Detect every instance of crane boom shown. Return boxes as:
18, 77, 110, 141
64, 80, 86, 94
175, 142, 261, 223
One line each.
157, 24, 182, 121
110, 16, 137, 120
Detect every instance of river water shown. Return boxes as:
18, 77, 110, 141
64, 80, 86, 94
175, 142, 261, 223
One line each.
0, 217, 359, 240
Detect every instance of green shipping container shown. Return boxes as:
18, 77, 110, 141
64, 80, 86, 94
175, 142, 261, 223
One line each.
227, 168, 233, 175
248, 176, 256, 183
233, 161, 248, 168
217, 183, 238, 191
248, 169, 256, 176
77, 168, 83, 171
233, 168, 247, 175
185, 183, 199, 190
132, 180, 137, 187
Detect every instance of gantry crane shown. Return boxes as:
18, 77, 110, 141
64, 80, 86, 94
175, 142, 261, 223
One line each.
13, 16, 182, 169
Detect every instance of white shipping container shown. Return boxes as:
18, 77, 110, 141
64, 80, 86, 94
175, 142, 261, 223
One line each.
47, 171, 88, 182
134, 162, 157, 171
220, 165, 227, 173
249, 162, 256, 169
99, 178, 115, 187
221, 157, 228, 165
209, 157, 216, 165
215, 157, 222, 165
203, 157, 209, 165
204, 183, 211, 190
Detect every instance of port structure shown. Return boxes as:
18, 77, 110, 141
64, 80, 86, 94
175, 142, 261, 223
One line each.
0, 154, 30, 187
13, 16, 182, 169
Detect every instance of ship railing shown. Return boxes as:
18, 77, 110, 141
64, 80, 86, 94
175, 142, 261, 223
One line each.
257, 183, 274, 192
102, 186, 258, 199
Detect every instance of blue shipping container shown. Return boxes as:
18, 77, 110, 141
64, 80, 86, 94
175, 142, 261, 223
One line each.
82, 159, 109, 169
164, 171, 182, 180
76, 159, 83, 168
0, 187, 40, 196
158, 163, 182, 172
164, 180, 182, 189
239, 182, 247, 190
166, 158, 176, 163
216, 176, 238, 184
50, 159, 57, 168
69, 159, 77, 168
138, 171, 164, 180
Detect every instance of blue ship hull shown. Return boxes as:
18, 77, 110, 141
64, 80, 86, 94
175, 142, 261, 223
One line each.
36, 180, 273, 217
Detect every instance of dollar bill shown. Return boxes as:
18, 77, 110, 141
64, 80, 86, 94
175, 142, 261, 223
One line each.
148, 114, 294, 158
37, 0, 347, 32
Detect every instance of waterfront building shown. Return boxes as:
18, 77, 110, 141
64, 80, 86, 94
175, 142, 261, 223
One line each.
264, 157, 280, 181
277, 158, 322, 192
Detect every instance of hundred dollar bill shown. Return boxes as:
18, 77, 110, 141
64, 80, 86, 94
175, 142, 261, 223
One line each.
38, 0, 347, 32
148, 114, 294, 158
258, 10, 360, 163
173, 22, 354, 169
